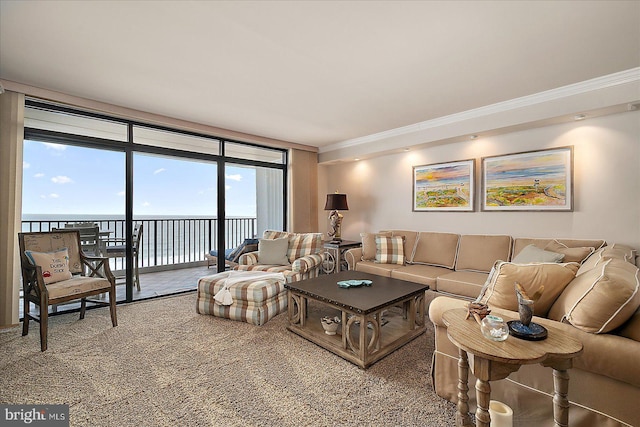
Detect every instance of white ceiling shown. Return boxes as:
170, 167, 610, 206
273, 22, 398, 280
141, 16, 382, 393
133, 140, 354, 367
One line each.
1, 1, 639, 151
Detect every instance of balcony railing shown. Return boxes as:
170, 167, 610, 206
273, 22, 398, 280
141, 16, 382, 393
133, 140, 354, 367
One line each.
21, 217, 257, 271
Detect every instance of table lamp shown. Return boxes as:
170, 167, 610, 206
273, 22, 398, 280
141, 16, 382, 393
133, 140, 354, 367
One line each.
324, 192, 349, 242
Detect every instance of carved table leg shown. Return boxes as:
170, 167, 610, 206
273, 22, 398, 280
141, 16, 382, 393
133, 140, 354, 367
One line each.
552, 368, 570, 427
456, 348, 473, 427
475, 378, 491, 427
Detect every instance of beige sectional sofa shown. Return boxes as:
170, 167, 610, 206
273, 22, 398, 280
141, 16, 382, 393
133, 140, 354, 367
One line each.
345, 230, 640, 427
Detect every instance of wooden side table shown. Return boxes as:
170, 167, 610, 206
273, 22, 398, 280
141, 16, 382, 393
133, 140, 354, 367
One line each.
322, 240, 361, 274
442, 308, 583, 427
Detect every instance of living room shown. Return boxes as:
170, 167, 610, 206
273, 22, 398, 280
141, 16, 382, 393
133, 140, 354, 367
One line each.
1, 2, 639, 426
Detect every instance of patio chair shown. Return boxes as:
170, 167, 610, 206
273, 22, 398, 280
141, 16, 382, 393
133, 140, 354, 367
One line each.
105, 223, 143, 291
18, 229, 118, 351
205, 238, 259, 269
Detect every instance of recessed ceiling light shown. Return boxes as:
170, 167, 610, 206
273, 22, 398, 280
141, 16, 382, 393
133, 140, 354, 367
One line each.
404, 148, 410, 152
354, 158, 360, 161
574, 114, 586, 121
469, 135, 478, 140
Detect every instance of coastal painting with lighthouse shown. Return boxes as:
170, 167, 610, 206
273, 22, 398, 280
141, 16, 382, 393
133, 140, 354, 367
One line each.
481, 146, 573, 211
413, 159, 475, 211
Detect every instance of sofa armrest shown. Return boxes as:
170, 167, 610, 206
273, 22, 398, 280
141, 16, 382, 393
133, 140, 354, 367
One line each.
292, 253, 323, 274
428, 296, 470, 327
345, 247, 363, 270
238, 251, 258, 266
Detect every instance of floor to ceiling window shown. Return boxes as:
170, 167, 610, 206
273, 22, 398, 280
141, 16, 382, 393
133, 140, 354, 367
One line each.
20, 99, 288, 314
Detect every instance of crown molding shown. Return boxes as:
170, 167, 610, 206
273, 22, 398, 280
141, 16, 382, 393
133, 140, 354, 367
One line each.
319, 67, 640, 154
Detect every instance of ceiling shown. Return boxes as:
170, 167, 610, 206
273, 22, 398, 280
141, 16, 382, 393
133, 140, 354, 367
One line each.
1, 1, 639, 152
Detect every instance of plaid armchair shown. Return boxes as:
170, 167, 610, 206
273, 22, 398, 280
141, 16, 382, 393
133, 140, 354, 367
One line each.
235, 230, 324, 282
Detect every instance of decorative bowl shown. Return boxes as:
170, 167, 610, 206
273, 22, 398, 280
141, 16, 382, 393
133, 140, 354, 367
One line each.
321, 316, 341, 335
480, 315, 509, 341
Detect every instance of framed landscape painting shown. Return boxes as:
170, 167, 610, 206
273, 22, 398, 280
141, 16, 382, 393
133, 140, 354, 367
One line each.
413, 159, 475, 211
481, 146, 573, 211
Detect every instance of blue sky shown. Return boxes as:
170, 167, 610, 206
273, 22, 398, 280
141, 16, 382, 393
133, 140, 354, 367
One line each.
22, 140, 257, 217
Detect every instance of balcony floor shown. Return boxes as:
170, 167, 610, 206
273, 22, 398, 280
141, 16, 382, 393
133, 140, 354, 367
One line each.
19, 265, 224, 319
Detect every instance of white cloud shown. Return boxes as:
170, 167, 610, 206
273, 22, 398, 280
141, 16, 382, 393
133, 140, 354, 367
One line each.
225, 185, 231, 191
42, 142, 66, 151
34, 173, 45, 178
23, 161, 30, 169
225, 174, 242, 181
116, 190, 125, 197
153, 168, 166, 175
51, 175, 73, 184
142, 201, 151, 207
49, 193, 60, 199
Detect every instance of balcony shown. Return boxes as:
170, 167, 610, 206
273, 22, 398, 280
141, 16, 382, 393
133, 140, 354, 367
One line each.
20, 217, 257, 315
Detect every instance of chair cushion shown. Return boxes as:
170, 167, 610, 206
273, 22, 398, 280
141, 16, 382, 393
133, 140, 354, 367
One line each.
25, 248, 72, 284
375, 235, 405, 265
258, 237, 290, 265
46, 276, 112, 300
287, 233, 322, 263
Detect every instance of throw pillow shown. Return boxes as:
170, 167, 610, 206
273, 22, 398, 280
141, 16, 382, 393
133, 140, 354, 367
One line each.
512, 244, 565, 264
577, 244, 637, 276
476, 261, 579, 316
25, 248, 72, 285
375, 235, 405, 265
257, 237, 290, 265
360, 231, 392, 261
544, 240, 595, 264
548, 258, 640, 333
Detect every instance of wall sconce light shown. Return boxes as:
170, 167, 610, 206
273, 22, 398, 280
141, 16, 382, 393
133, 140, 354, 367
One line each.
324, 192, 349, 242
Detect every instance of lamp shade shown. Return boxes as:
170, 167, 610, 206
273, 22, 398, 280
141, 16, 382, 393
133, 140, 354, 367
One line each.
324, 193, 349, 211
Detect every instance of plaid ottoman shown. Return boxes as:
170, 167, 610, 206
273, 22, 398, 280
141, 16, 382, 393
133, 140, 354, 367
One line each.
196, 271, 287, 326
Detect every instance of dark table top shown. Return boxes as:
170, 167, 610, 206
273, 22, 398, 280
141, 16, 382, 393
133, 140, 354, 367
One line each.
285, 270, 429, 314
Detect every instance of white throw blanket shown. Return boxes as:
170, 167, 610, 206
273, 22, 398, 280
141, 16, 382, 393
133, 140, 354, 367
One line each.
213, 270, 286, 306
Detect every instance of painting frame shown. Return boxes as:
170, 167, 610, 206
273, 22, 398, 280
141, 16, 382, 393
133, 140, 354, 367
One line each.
413, 159, 475, 212
481, 146, 574, 212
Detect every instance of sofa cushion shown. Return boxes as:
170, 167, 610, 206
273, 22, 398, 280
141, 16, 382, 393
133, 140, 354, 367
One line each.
549, 258, 640, 333
436, 271, 489, 299
511, 244, 565, 263
360, 231, 392, 261
477, 261, 579, 315
412, 232, 459, 269
544, 240, 595, 263
512, 238, 605, 261
455, 234, 512, 273
616, 308, 640, 342
375, 235, 405, 265
390, 264, 452, 287
354, 260, 399, 277
25, 247, 72, 284
389, 230, 418, 263
258, 237, 290, 265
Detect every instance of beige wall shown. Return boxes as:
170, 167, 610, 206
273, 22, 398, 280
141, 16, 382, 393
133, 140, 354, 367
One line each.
318, 111, 640, 249
0, 91, 24, 327
289, 149, 319, 232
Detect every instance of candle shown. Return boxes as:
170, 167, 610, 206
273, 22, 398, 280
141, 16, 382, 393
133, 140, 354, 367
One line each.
489, 400, 513, 427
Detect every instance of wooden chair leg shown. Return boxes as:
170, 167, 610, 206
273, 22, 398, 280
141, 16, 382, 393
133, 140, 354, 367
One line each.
109, 289, 118, 327
80, 298, 87, 319
40, 306, 48, 352
22, 298, 30, 336
134, 255, 140, 291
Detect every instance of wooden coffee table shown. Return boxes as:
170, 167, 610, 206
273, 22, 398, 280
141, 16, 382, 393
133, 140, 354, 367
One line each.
442, 308, 583, 427
285, 271, 429, 369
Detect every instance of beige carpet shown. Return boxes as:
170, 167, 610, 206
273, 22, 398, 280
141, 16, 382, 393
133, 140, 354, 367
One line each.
0, 293, 456, 426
